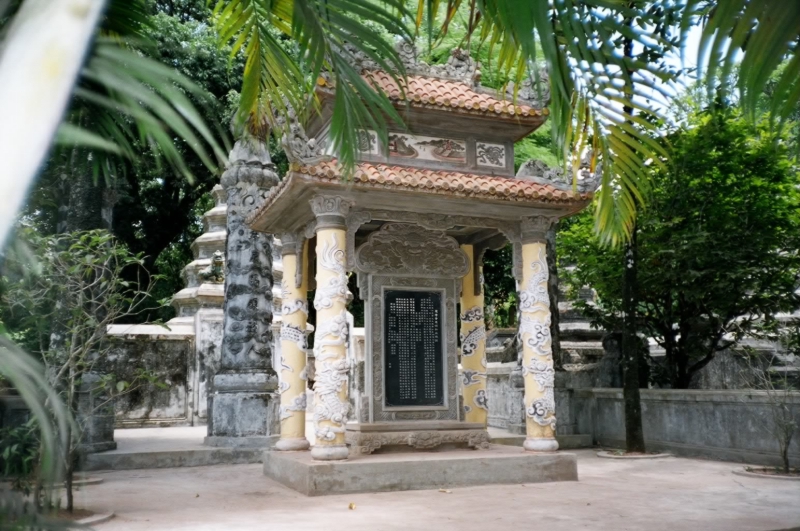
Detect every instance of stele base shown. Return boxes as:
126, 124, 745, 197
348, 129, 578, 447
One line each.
263, 444, 578, 496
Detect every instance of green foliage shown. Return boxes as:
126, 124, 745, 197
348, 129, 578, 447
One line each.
0, 418, 39, 490
54, 0, 227, 184
515, 121, 558, 170
2, 229, 164, 384
213, 0, 412, 174
482, 245, 517, 328
2, 228, 167, 512
560, 108, 800, 388
22, 1, 280, 322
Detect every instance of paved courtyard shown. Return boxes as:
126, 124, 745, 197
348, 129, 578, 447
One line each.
72, 449, 800, 531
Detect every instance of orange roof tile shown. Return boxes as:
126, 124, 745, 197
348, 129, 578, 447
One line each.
319, 71, 546, 120
249, 160, 589, 226
362, 71, 545, 118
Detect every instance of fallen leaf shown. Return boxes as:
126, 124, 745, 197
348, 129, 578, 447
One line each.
348, 502, 356, 510
438, 489, 452, 494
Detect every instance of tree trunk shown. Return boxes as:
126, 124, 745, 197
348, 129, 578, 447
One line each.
546, 224, 563, 370
620, 2, 645, 454
781, 430, 792, 473
622, 226, 646, 453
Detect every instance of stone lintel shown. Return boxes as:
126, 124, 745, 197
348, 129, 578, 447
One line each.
106, 323, 195, 340
263, 447, 578, 496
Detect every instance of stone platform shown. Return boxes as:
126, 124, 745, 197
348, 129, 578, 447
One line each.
263, 445, 578, 496
81, 427, 264, 471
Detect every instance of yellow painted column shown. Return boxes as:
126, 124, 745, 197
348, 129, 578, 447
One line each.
519, 217, 558, 452
460, 244, 488, 425
276, 235, 310, 451
310, 196, 352, 461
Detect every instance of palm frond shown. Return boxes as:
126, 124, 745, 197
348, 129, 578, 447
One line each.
413, 0, 677, 245
0, 0, 108, 248
214, 0, 412, 173
687, 0, 800, 129
57, 40, 229, 184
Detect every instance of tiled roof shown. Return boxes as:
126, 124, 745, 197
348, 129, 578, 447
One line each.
249, 160, 589, 225
319, 72, 546, 119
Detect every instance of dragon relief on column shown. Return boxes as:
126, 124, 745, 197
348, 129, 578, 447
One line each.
313, 235, 349, 311
520, 314, 556, 429
518, 245, 557, 429
518, 246, 549, 313
312, 234, 352, 442
280, 393, 308, 420
281, 279, 309, 317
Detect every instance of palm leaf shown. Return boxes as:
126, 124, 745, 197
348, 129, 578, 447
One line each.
687, 0, 800, 130
214, 0, 413, 173
413, 0, 676, 244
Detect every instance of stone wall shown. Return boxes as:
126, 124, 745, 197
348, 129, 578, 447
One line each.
486, 363, 525, 434
572, 388, 800, 466
106, 334, 198, 427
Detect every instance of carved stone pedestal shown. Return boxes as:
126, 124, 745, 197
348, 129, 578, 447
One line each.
345, 421, 489, 455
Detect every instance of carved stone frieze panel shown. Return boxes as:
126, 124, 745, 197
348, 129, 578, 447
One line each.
346, 428, 490, 455
355, 223, 469, 277
476, 142, 506, 168
365, 210, 518, 235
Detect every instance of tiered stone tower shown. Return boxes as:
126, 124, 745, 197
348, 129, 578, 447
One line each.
170, 185, 227, 321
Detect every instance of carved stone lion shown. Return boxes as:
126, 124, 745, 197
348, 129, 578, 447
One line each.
198, 250, 225, 283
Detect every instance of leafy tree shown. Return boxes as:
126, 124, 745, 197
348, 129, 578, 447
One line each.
560, 108, 800, 389
2, 229, 165, 512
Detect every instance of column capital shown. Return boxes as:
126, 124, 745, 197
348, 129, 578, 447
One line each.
310, 195, 353, 230
279, 231, 302, 256
520, 215, 558, 243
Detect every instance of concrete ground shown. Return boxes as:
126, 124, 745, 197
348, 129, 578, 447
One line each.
71, 449, 800, 531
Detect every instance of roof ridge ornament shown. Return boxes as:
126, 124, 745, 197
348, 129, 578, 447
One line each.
341, 39, 481, 87
516, 155, 601, 194
272, 103, 331, 165
504, 69, 550, 109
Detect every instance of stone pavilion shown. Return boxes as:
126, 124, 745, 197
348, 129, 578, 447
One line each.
248, 43, 597, 493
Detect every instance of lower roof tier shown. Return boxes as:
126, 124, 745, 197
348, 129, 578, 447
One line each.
247, 160, 591, 234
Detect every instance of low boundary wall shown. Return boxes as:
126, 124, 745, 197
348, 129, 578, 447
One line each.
572, 388, 800, 466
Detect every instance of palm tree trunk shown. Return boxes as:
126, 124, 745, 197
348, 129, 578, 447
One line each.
622, 224, 645, 453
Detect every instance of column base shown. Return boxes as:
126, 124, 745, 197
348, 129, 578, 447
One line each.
523, 437, 559, 452
311, 445, 349, 461
275, 437, 311, 451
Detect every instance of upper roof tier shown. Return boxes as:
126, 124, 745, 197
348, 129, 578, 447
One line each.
307, 42, 550, 143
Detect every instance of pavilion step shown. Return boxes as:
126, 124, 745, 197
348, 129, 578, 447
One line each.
80, 447, 263, 472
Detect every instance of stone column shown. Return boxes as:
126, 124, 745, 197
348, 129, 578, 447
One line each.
310, 195, 352, 461
276, 234, 310, 451
206, 137, 280, 447
519, 216, 559, 452
459, 244, 488, 425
